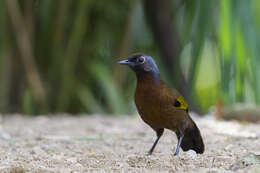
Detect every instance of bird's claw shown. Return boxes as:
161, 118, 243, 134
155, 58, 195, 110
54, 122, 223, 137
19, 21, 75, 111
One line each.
146, 151, 152, 156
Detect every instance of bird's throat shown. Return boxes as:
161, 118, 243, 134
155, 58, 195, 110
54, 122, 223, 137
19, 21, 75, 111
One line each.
136, 71, 161, 87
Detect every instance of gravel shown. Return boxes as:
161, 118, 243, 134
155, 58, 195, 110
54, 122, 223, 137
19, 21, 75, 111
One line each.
0, 114, 259, 173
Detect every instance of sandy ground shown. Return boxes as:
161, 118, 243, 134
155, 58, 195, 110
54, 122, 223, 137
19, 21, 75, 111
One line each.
0, 114, 259, 173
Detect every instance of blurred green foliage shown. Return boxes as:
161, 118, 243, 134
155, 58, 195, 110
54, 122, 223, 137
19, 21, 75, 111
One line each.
0, 0, 259, 115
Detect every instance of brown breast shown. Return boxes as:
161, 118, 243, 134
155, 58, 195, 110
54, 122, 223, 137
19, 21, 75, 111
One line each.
134, 72, 190, 131
134, 73, 170, 129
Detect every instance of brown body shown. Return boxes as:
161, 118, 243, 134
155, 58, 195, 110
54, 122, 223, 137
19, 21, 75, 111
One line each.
135, 72, 193, 134
119, 53, 204, 155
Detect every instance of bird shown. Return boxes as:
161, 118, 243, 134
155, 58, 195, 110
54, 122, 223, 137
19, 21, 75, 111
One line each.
118, 53, 204, 156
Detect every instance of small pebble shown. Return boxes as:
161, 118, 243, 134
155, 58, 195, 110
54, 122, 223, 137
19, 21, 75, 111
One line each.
185, 150, 197, 158
0, 132, 11, 140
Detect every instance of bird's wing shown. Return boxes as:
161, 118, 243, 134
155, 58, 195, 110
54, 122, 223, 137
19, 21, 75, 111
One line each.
170, 88, 189, 111
174, 95, 188, 111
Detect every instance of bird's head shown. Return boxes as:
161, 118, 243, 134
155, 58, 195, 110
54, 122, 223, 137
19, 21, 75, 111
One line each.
118, 53, 159, 74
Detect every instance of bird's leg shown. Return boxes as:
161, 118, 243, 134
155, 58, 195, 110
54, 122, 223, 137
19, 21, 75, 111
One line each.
147, 128, 164, 155
174, 135, 184, 156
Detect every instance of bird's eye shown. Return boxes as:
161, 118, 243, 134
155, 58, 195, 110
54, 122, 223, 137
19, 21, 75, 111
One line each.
138, 56, 145, 64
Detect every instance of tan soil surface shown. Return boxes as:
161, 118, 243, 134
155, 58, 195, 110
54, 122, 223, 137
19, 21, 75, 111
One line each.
0, 114, 259, 173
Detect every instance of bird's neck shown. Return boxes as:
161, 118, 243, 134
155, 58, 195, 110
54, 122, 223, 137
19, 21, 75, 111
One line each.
136, 71, 161, 86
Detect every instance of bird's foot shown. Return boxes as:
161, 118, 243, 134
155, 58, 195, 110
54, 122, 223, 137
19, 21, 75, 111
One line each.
173, 151, 179, 156
146, 151, 152, 156
173, 147, 180, 156
174, 135, 183, 156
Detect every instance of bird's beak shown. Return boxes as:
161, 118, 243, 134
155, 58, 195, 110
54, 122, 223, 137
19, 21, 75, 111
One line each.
118, 59, 131, 65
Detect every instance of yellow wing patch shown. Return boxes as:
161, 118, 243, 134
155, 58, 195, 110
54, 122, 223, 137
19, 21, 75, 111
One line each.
175, 96, 188, 110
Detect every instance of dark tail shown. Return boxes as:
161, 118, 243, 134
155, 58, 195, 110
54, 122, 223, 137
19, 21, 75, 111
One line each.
177, 120, 205, 154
